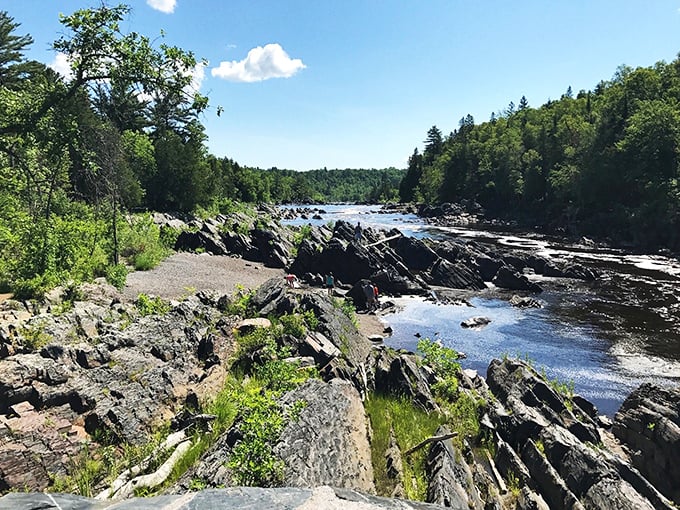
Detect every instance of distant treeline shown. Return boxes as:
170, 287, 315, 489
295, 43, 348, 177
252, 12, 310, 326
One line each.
207, 161, 404, 204
399, 57, 680, 249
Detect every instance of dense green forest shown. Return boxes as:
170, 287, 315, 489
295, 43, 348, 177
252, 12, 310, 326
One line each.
0, 5, 400, 297
400, 61, 680, 249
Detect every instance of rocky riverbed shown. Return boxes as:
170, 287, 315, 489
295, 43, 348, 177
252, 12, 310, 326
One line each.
1, 205, 679, 509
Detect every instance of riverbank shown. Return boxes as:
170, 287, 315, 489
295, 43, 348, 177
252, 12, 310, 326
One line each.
121, 251, 391, 340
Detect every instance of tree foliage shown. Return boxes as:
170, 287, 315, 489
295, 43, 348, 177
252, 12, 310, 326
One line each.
0, 4, 405, 297
399, 57, 680, 249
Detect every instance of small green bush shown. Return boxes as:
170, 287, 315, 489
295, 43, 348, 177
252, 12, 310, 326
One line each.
105, 264, 128, 290
279, 313, 307, 338
417, 338, 461, 379
19, 319, 52, 351
119, 214, 169, 271
135, 293, 170, 316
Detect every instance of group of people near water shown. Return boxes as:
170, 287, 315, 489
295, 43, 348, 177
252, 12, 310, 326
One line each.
285, 222, 379, 310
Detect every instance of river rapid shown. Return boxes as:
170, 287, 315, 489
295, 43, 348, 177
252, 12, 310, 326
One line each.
281, 204, 680, 416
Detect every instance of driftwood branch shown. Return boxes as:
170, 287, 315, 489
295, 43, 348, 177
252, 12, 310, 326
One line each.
403, 432, 457, 456
95, 430, 189, 500
110, 439, 192, 499
364, 234, 401, 248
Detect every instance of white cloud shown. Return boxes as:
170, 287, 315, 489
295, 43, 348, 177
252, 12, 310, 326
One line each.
189, 62, 205, 92
211, 43, 306, 83
49, 52, 73, 80
147, 0, 176, 14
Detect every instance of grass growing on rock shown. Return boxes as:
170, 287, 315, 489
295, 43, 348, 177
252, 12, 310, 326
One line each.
365, 394, 445, 500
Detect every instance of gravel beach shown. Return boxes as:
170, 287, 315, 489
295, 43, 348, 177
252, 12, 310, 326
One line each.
122, 252, 389, 338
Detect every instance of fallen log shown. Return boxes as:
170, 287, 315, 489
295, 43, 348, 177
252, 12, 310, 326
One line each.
96, 430, 188, 500
403, 432, 457, 456
110, 439, 192, 499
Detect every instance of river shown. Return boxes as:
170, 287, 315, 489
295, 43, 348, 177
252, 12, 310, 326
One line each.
281, 204, 680, 415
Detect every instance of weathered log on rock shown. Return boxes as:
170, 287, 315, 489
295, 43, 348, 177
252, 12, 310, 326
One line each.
612, 383, 680, 504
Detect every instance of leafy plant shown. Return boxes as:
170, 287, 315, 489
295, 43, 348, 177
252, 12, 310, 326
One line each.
135, 293, 171, 316
105, 264, 128, 290
333, 298, 358, 327
119, 214, 169, 271
417, 338, 461, 379
225, 284, 255, 316
19, 320, 52, 350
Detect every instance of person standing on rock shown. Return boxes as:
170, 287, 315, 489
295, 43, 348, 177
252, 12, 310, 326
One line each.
354, 222, 362, 244
363, 282, 375, 311
325, 273, 335, 296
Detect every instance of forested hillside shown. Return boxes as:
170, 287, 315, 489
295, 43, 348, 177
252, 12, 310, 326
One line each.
400, 60, 680, 249
0, 5, 400, 297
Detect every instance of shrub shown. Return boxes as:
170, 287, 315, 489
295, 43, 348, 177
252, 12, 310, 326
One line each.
119, 214, 169, 271
105, 264, 128, 290
279, 313, 307, 338
135, 294, 170, 316
19, 319, 52, 351
417, 338, 461, 379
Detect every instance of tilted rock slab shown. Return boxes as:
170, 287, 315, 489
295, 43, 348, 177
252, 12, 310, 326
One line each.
485, 358, 674, 510
0, 486, 449, 510
612, 383, 680, 505
275, 378, 375, 492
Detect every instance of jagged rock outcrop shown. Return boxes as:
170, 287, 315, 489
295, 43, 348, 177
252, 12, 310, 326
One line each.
425, 425, 484, 509
173, 208, 294, 267
425, 259, 486, 290
491, 267, 543, 293
0, 293, 235, 493
364, 346, 437, 412
612, 383, 680, 505
484, 358, 675, 510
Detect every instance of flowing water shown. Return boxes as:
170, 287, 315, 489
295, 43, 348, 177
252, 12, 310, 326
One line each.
282, 205, 680, 415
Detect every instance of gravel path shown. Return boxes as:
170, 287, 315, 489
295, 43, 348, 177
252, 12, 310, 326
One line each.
122, 251, 389, 338
122, 252, 286, 302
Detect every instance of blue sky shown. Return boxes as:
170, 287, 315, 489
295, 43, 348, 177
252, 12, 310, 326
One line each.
5, 0, 680, 170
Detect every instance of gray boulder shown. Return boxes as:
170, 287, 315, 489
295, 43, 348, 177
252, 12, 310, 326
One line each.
492, 267, 542, 293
